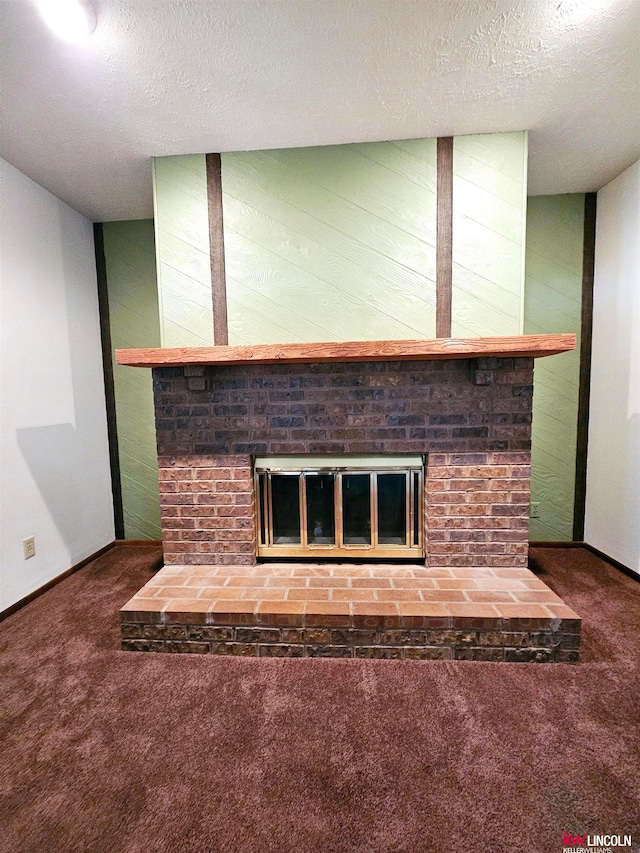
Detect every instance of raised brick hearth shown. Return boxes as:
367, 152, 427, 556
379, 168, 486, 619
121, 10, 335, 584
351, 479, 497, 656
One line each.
117, 339, 581, 662
120, 563, 581, 662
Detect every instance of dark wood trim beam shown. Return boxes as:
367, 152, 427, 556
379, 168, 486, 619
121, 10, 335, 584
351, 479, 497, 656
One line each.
436, 137, 454, 338
205, 153, 229, 346
573, 193, 597, 540
94, 223, 125, 539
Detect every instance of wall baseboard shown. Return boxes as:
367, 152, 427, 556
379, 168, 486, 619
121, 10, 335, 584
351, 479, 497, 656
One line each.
0, 542, 115, 622
529, 539, 639, 582
113, 539, 164, 573
582, 543, 639, 582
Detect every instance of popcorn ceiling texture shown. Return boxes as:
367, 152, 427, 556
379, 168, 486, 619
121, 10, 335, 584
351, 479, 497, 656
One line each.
1, 0, 638, 220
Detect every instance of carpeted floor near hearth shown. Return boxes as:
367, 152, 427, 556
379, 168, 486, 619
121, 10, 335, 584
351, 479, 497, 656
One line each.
0, 545, 638, 853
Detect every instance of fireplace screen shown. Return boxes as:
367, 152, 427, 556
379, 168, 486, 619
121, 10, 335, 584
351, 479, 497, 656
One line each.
255, 456, 424, 559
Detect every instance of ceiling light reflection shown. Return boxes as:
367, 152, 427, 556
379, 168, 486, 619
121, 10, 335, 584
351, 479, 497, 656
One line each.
36, 0, 96, 43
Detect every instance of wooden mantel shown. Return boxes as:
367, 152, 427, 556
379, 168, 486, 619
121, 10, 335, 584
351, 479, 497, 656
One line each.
116, 334, 576, 369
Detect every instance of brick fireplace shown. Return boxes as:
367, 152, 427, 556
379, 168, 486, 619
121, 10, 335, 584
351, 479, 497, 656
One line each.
117, 336, 581, 662
155, 355, 534, 568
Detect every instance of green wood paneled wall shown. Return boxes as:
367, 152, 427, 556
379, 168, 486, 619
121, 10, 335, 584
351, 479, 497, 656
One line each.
452, 131, 527, 336
153, 154, 214, 347
103, 220, 162, 540
524, 194, 584, 541
152, 132, 527, 346
222, 141, 438, 343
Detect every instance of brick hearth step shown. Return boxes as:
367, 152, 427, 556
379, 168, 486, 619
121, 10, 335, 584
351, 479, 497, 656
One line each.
120, 563, 580, 662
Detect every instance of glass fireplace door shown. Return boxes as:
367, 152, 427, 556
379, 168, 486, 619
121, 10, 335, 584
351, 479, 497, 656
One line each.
306, 473, 336, 546
256, 456, 423, 559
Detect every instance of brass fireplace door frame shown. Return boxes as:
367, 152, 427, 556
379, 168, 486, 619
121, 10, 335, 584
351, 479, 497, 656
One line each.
255, 456, 424, 560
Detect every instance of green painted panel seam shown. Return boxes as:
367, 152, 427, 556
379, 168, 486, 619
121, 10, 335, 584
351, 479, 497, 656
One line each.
225, 202, 434, 290
223, 194, 436, 283
151, 161, 167, 347
451, 283, 519, 321
221, 151, 437, 242
226, 279, 348, 341
352, 147, 438, 191
519, 130, 528, 335
256, 149, 434, 243
224, 228, 433, 337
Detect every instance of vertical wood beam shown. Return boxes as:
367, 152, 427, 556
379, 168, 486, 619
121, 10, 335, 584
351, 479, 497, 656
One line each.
206, 153, 229, 346
573, 192, 597, 540
436, 137, 454, 338
93, 223, 125, 539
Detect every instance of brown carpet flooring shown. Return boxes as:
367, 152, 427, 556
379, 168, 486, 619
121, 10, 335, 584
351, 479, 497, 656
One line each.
0, 545, 638, 853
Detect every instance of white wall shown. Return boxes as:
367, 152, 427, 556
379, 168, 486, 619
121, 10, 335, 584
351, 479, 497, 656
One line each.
0, 158, 115, 611
585, 159, 640, 575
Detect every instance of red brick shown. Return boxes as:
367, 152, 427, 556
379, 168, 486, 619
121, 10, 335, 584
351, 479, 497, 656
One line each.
154, 361, 535, 566
455, 647, 505, 661
403, 647, 453, 660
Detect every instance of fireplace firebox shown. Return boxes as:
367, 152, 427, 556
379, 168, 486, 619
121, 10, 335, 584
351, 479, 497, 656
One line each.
255, 455, 424, 559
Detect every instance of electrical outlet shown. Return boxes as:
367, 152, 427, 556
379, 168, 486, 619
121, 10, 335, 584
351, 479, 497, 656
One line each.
530, 502, 540, 519
23, 536, 36, 559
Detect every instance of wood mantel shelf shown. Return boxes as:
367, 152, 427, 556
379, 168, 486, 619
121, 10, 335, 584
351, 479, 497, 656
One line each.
116, 334, 575, 369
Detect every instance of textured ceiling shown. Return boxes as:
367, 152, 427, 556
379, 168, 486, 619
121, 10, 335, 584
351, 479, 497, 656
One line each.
1, 0, 638, 222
